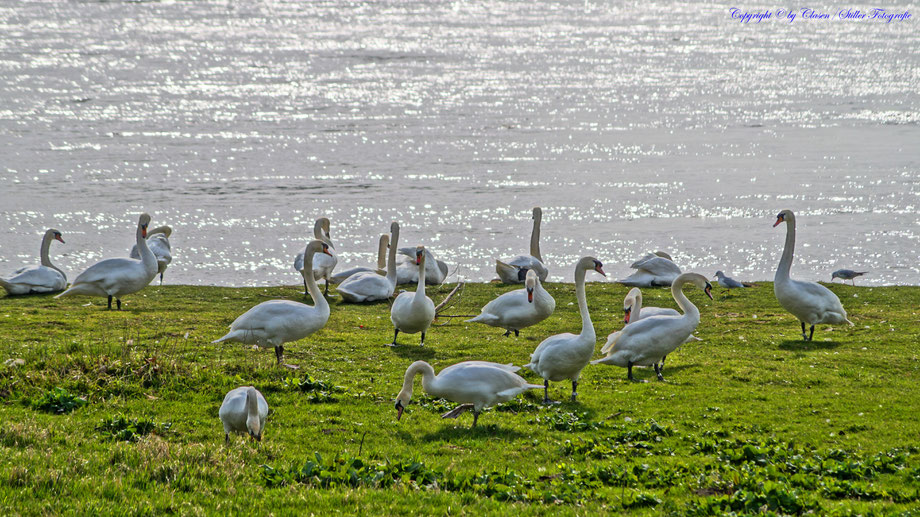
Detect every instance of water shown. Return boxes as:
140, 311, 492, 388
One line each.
1, 1, 918, 286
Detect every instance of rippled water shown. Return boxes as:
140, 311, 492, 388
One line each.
1, 1, 918, 286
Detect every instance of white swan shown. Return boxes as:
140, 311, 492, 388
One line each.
496, 207, 549, 284
329, 234, 389, 284
0, 228, 67, 295
617, 251, 681, 287
467, 269, 555, 337
623, 287, 700, 347
593, 273, 712, 382
336, 222, 400, 303
219, 386, 268, 443
294, 217, 337, 295
56, 213, 158, 310
525, 256, 605, 403
130, 225, 172, 284
396, 247, 449, 285
389, 246, 436, 346
213, 240, 331, 368
394, 360, 544, 427
773, 210, 853, 341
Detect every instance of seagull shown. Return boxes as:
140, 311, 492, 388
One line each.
831, 269, 867, 286
713, 271, 756, 290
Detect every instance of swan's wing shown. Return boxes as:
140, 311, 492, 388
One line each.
629, 253, 659, 269
1, 265, 66, 290
129, 244, 140, 259
617, 271, 657, 287
147, 238, 172, 266
337, 271, 392, 299
229, 300, 311, 336
637, 306, 681, 319
72, 258, 143, 287
293, 252, 305, 272
787, 280, 849, 321
443, 361, 521, 373
634, 257, 681, 276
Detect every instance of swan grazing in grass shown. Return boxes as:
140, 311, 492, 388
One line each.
336, 222, 399, 303
526, 256, 605, 403
219, 386, 268, 443
214, 240, 331, 368
389, 246, 436, 346
394, 360, 543, 427
496, 207, 549, 284
56, 213, 158, 310
0, 229, 67, 295
593, 273, 712, 382
773, 210, 853, 341
396, 247, 449, 285
130, 225, 172, 285
617, 251, 681, 287
467, 269, 555, 337
294, 217, 337, 295
330, 234, 389, 284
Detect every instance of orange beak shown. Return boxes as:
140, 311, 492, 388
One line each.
773, 217, 783, 227
527, 288, 533, 303
55, 235, 65, 244
624, 308, 631, 324
596, 266, 606, 276
141, 227, 147, 238
396, 405, 404, 421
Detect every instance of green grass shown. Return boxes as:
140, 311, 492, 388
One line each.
0, 281, 918, 515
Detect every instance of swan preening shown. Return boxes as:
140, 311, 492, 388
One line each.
389, 246, 436, 346
336, 222, 400, 303
396, 247, 449, 285
294, 218, 337, 295
526, 256, 605, 403
773, 210, 853, 341
214, 240, 331, 368
130, 225, 172, 285
496, 207, 549, 284
330, 234, 389, 284
395, 360, 543, 427
832, 269, 868, 286
219, 386, 268, 442
467, 269, 555, 337
0, 228, 67, 295
617, 251, 681, 287
56, 213, 158, 310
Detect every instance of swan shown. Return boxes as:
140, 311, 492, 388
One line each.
773, 210, 853, 341
213, 240, 331, 368
389, 246, 436, 346
329, 234, 389, 284
294, 218, 337, 295
0, 228, 67, 295
593, 273, 712, 382
56, 213, 158, 310
394, 360, 544, 427
622, 287, 679, 324
466, 269, 555, 337
617, 251, 681, 287
396, 247, 449, 285
336, 222, 400, 303
525, 256, 605, 403
496, 207, 549, 284
218, 386, 268, 443
130, 225, 172, 284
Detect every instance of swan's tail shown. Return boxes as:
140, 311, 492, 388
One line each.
600, 330, 622, 355
590, 355, 616, 366
0, 278, 13, 293
465, 313, 494, 325
54, 285, 78, 298
212, 330, 240, 344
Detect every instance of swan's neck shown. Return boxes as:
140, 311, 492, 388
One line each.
530, 213, 542, 262
385, 228, 399, 285
671, 277, 699, 321
574, 266, 594, 341
399, 361, 436, 402
303, 249, 330, 314
776, 218, 795, 282
376, 236, 389, 270
136, 224, 157, 275
414, 255, 427, 301
245, 387, 261, 435
632, 291, 643, 319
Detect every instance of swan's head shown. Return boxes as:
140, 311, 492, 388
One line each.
414, 246, 425, 266
304, 239, 332, 258
244, 387, 263, 441
525, 269, 537, 302
46, 228, 65, 244
390, 221, 400, 240
580, 257, 605, 277
773, 209, 794, 228
532, 207, 542, 220
623, 288, 641, 323
395, 391, 410, 421
247, 415, 262, 442
320, 217, 331, 237
138, 213, 152, 238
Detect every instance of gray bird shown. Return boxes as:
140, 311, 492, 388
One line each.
713, 271, 755, 290
831, 269, 867, 286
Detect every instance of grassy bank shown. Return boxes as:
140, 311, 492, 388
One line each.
0, 281, 918, 515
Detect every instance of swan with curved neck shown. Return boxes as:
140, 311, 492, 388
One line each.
0, 229, 67, 295
496, 207, 549, 284
623, 287, 700, 350
593, 273, 712, 382
396, 246, 449, 285
467, 269, 555, 337
525, 256, 605, 403
336, 222, 400, 303
294, 218, 338, 296
389, 246, 436, 346
394, 360, 543, 428
213, 240, 331, 368
56, 213, 158, 310
130, 225, 172, 284
773, 209, 852, 340
219, 386, 269, 443
330, 234, 389, 283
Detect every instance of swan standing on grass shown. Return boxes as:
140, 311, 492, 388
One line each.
389, 246, 436, 346
394, 360, 544, 427
396, 247, 449, 285
130, 226, 172, 285
330, 234, 389, 284
0, 229, 67, 295
56, 213, 158, 310
525, 256, 605, 403
294, 218, 337, 296
496, 207, 549, 284
773, 210, 853, 341
214, 240, 331, 368
219, 386, 268, 443
336, 222, 400, 303
467, 269, 555, 337
593, 273, 712, 382
617, 251, 681, 287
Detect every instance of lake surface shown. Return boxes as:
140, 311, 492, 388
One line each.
1, 1, 918, 286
